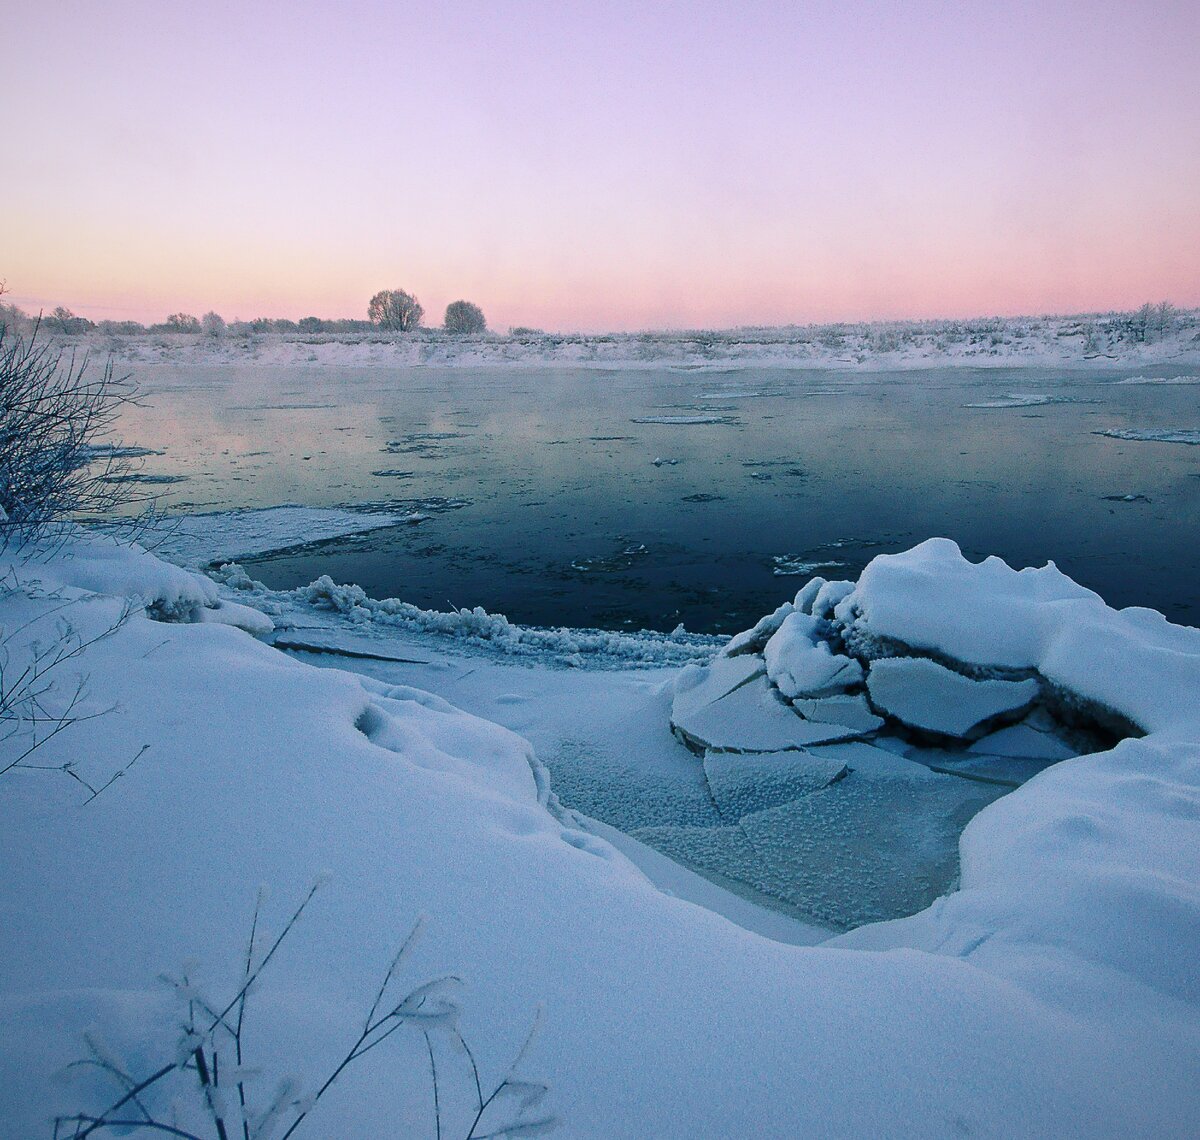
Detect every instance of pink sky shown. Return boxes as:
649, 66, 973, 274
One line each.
5, 1, 1198, 331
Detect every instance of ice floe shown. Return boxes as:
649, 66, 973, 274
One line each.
136, 505, 408, 567
1114, 374, 1200, 384
1094, 427, 1200, 445
630, 414, 738, 425
963, 393, 1092, 408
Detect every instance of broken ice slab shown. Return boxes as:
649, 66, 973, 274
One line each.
865, 657, 1039, 737
703, 749, 848, 823
736, 768, 1007, 929
672, 671, 860, 754
967, 722, 1076, 762
791, 694, 885, 733
805, 740, 940, 781
925, 753, 1061, 788
673, 654, 766, 720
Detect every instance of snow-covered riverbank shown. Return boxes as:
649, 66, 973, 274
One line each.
45, 309, 1200, 372
1, 524, 1198, 1137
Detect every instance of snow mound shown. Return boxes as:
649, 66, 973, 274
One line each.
7, 526, 271, 633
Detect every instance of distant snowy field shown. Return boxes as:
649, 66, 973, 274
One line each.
62, 309, 1200, 371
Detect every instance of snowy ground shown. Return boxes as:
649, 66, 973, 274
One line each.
2, 522, 1199, 1137
53, 309, 1200, 372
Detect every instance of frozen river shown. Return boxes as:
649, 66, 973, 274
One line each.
112, 362, 1199, 632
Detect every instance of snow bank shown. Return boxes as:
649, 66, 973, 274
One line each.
7, 526, 271, 633
69, 309, 1200, 372
1, 532, 1198, 1136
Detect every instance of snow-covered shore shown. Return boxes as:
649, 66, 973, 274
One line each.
1, 528, 1198, 1137
51, 310, 1200, 372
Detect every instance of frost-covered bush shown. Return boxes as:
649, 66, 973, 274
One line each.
96, 319, 148, 335
368, 289, 424, 332
0, 301, 32, 337
0, 325, 139, 535
165, 312, 201, 333
444, 300, 487, 335
45, 306, 95, 335
200, 311, 226, 337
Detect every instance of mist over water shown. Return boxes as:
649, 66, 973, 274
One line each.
115, 363, 1200, 632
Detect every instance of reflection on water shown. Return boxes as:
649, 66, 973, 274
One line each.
113, 363, 1200, 632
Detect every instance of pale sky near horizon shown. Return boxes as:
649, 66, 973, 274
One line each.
4, 1, 1198, 331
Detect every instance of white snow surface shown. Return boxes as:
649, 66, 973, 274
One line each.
1, 531, 1199, 1136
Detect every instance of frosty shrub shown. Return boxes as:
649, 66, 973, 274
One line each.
444, 301, 487, 335
368, 289, 424, 332
164, 313, 202, 333
47, 307, 96, 335
200, 311, 226, 337
56, 883, 557, 1139
0, 323, 141, 539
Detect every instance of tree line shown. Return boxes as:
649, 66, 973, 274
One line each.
0, 289, 489, 337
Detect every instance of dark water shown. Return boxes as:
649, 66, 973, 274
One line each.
117, 363, 1200, 633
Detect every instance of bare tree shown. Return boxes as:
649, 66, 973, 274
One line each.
444, 301, 486, 336
165, 313, 202, 333
368, 290, 424, 332
200, 312, 226, 337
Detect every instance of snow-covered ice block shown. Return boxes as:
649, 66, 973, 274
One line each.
194, 598, 275, 635
968, 723, 1076, 762
846, 537, 1099, 669
721, 601, 794, 657
763, 611, 863, 699
810, 580, 855, 620
866, 657, 1039, 737
672, 672, 859, 753
703, 749, 847, 822
792, 576, 828, 614
792, 694, 885, 733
